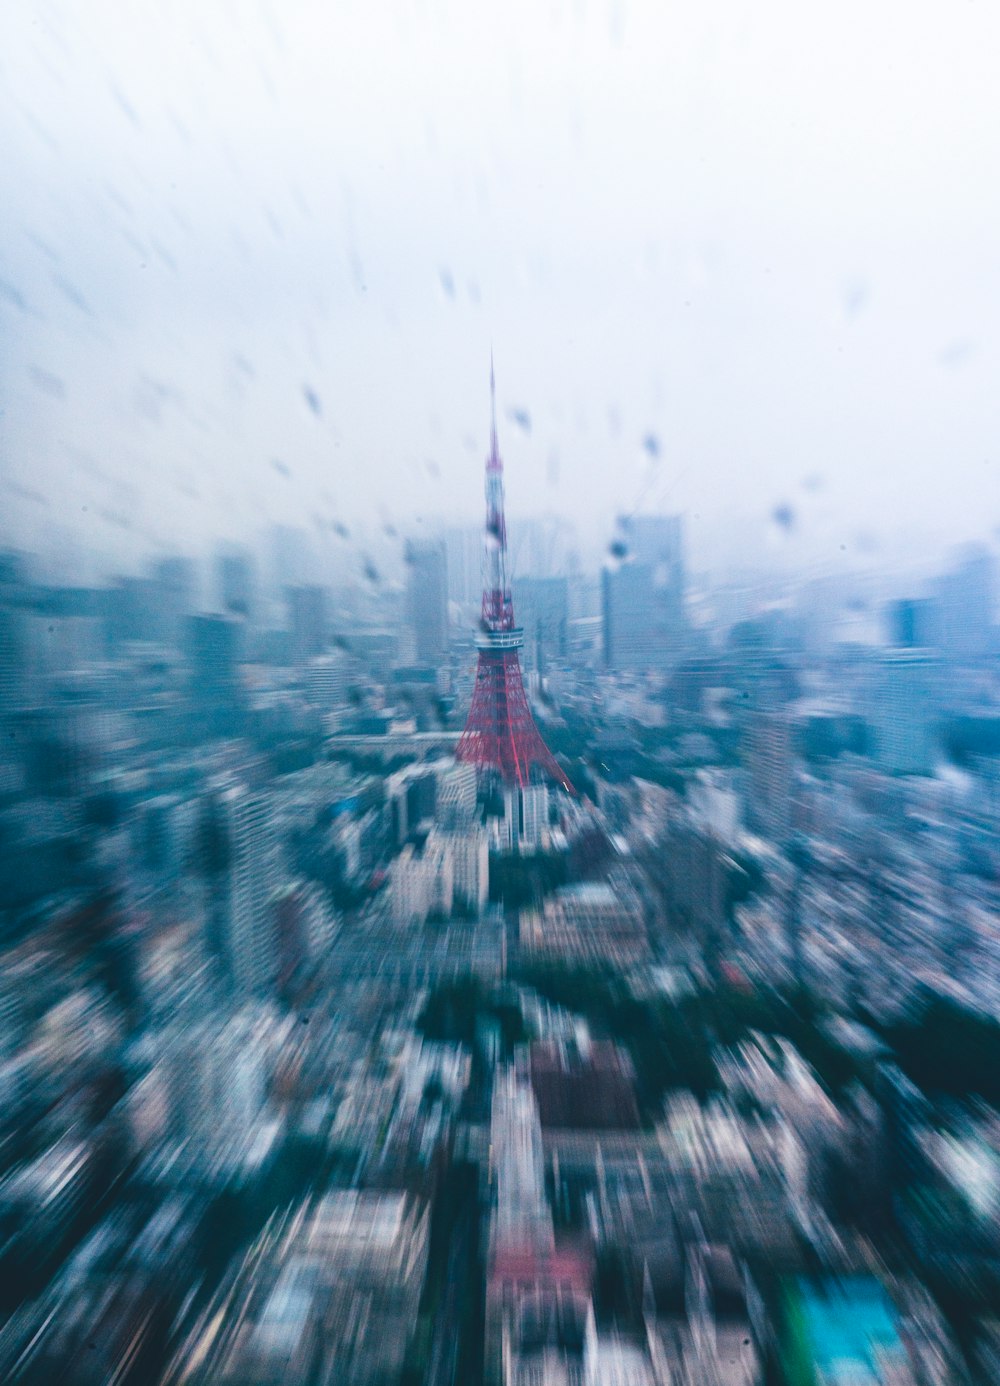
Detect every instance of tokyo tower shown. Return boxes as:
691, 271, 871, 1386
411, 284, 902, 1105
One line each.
455, 362, 573, 793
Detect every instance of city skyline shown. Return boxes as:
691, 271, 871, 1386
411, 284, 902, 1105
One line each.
3, 6, 1000, 1381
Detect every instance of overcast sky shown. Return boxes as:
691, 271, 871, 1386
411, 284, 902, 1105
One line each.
2, 0, 999, 582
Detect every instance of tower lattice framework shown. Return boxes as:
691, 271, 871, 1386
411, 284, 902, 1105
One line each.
456, 362, 573, 793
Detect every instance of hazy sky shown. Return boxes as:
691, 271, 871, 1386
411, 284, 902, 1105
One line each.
2, 0, 999, 581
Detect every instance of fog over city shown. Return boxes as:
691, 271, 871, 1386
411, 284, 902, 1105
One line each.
3, 0, 1000, 581
7, 7, 1000, 1386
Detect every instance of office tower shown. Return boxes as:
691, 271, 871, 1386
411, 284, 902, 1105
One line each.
443, 525, 484, 610
602, 514, 685, 671
184, 614, 245, 734
286, 584, 328, 665
932, 546, 996, 660
215, 547, 257, 622
886, 597, 935, 650
268, 523, 315, 594
507, 514, 574, 580
389, 836, 453, 924
502, 782, 549, 853
303, 654, 349, 709
404, 540, 448, 665
746, 708, 796, 841
868, 648, 939, 775
515, 576, 568, 670
435, 759, 478, 822
433, 827, 489, 915
151, 555, 196, 650
456, 364, 572, 791
215, 784, 283, 997
104, 576, 162, 651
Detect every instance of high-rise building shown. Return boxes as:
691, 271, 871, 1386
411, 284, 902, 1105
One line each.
443, 525, 485, 611
433, 827, 489, 915
868, 648, 939, 775
434, 759, 478, 823
515, 576, 568, 670
151, 555, 196, 650
214, 784, 284, 997
389, 837, 453, 924
303, 654, 349, 710
886, 597, 935, 650
405, 540, 448, 665
268, 523, 315, 594
184, 614, 245, 733
602, 514, 685, 671
932, 546, 995, 660
104, 576, 162, 651
286, 583, 328, 665
500, 782, 549, 853
215, 548, 257, 622
745, 708, 796, 841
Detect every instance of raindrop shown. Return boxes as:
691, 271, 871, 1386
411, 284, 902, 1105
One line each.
608, 538, 629, 561
508, 407, 532, 433
303, 384, 322, 415
642, 432, 660, 459
0, 279, 27, 311
332, 521, 350, 539
271, 458, 291, 478
439, 268, 455, 299
938, 339, 975, 368
842, 278, 869, 316
52, 273, 93, 316
771, 503, 795, 533
28, 366, 66, 400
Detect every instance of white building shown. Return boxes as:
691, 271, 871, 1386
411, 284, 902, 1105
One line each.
430, 827, 489, 915
435, 759, 478, 819
218, 784, 284, 997
389, 837, 454, 924
497, 783, 550, 854
868, 648, 939, 775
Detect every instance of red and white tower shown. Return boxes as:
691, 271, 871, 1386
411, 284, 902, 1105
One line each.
456, 363, 573, 793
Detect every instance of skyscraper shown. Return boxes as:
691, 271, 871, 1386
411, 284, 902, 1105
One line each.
746, 708, 796, 841
515, 576, 568, 671
602, 514, 685, 671
868, 648, 939, 775
405, 540, 448, 665
217, 784, 283, 997
184, 614, 245, 734
151, 555, 196, 650
932, 546, 995, 661
215, 548, 257, 622
286, 584, 328, 665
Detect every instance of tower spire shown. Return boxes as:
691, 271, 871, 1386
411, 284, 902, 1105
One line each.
490, 348, 496, 435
